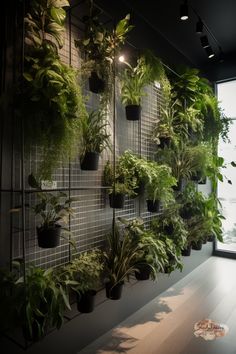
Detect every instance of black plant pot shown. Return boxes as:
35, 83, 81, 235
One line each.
89, 71, 105, 94
135, 264, 151, 280
191, 172, 206, 185
159, 137, 171, 149
147, 199, 160, 213
207, 235, 215, 242
192, 241, 202, 251
81, 152, 99, 171
163, 223, 174, 236
106, 282, 124, 300
202, 237, 207, 244
181, 245, 192, 256
191, 171, 202, 183
77, 290, 97, 313
37, 225, 61, 248
125, 104, 141, 121
172, 178, 184, 192
133, 181, 146, 197
198, 177, 207, 185
109, 193, 125, 208
179, 205, 194, 220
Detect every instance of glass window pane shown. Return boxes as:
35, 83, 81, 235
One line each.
217, 80, 236, 252
217, 80, 236, 118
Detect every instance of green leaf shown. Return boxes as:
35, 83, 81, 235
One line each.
23, 72, 33, 82
50, 7, 66, 25
216, 173, 223, 182
231, 161, 236, 167
59, 285, 71, 310
50, 0, 70, 8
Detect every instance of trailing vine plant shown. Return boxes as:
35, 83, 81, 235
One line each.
17, 0, 87, 180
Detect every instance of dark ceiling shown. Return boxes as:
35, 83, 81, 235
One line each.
121, 0, 236, 67
95, 0, 236, 81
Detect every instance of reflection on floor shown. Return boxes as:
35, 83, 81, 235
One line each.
79, 257, 236, 354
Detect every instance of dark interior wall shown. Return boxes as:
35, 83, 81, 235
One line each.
204, 54, 236, 82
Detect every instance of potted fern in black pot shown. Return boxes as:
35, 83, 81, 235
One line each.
80, 109, 110, 170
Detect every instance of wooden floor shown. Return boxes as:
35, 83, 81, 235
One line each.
79, 257, 236, 354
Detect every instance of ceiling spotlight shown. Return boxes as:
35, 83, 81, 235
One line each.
200, 35, 210, 48
205, 46, 215, 59
196, 18, 203, 34
119, 55, 125, 63
180, 1, 188, 21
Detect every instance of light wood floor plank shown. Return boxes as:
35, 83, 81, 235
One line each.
79, 257, 236, 354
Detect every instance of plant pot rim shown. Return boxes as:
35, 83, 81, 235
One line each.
37, 224, 61, 231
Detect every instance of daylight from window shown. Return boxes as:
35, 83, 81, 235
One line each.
217, 80, 236, 251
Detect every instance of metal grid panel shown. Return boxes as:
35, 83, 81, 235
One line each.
9, 9, 164, 269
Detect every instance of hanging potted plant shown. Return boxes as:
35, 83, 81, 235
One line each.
152, 100, 181, 149
34, 192, 77, 248
103, 225, 140, 300
28, 175, 78, 249
103, 160, 138, 208
63, 250, 103, 313
146, 162, 176, 213
119, 217, 167, 280
156, 143, 202, 192
79, 109, 111, 170
75, 4, 133, 97
118, 150, 154, 196
120, 51, 165, 120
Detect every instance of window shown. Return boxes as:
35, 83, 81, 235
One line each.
217, 80, 236, 252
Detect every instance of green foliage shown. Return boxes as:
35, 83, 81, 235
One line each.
120, 52, 165, 106
79, 109, 111, 157
179, 183, 224, 244
24, 0, 69, 49
150, 221, 183, 274
33, 191, 75, 229
116, 150, 176, 203
15, 265, 71, 340
119, 217, 168, 279
152, 100, 182, 146
19, 0, 86, 180
168, 67, 229, 143
146, 163, 176, 204
156, 143, 202, 181
103, 225, 140, 286
103, 159, 139, 197
75, 10, 133, 104
151, 209, 187, 251
62, 250, 104, 294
